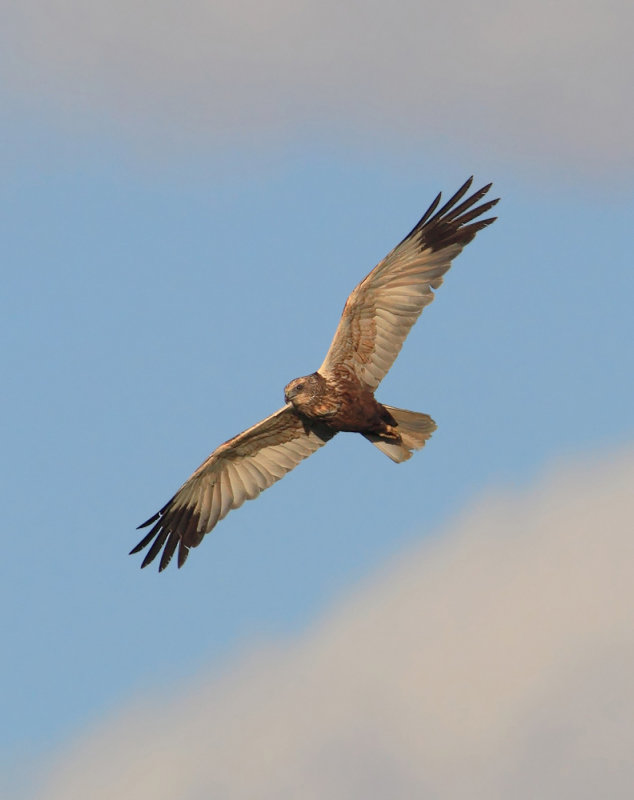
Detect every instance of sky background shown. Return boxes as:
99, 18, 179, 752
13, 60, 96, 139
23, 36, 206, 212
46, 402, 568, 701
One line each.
2, 2, 633, 797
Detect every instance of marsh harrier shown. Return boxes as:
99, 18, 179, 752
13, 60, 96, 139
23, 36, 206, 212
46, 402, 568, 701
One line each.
132, 177, 498, 570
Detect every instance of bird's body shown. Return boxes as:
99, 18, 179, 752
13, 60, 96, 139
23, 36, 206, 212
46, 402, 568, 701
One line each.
132, 178, 498, 571
284, 370, 391, 433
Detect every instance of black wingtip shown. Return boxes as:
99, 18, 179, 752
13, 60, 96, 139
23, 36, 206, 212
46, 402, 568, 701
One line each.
412, 178, 499, 253
129, 527, 157, 555
137, 496, 174, 529
406, 177, 497, 244
131, 495, 199, 571
177, 541, 191, 569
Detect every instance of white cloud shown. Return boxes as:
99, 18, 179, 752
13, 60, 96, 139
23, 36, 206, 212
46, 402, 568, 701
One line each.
2, 1, 633, 172
30, 447, 634, 799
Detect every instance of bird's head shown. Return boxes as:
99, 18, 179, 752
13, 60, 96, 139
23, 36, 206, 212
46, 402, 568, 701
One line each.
284, 373, 322, 408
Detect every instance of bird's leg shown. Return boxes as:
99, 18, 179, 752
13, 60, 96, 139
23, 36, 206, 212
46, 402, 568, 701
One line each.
381, 424, 401, 441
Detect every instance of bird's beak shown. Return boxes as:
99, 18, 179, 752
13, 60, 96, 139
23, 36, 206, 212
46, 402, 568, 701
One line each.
284, 384, 297, 403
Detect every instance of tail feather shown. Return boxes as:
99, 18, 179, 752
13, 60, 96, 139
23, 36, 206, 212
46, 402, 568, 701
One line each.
364, 405, 436, 463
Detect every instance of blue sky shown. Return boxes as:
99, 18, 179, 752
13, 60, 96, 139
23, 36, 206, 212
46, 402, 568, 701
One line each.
2, 3, 633, 797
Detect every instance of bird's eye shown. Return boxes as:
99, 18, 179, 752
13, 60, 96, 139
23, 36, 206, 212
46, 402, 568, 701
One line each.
295, 383, 304, 392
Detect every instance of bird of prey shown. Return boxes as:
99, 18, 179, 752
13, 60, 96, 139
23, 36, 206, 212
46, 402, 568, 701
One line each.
132, 177, 498, 571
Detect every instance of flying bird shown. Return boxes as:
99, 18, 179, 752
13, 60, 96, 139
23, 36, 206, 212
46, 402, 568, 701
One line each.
132, 177, 498, 571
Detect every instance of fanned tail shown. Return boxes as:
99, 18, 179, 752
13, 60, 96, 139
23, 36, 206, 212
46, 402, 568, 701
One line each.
363, 405, 436, 463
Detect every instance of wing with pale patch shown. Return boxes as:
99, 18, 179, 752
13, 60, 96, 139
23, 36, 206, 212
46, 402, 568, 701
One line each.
318, 178, 498, 391
131, 405, 335, 571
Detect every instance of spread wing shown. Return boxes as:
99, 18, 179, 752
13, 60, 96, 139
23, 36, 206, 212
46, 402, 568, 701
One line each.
318, 177, 499, 391
131, 405, 335, 571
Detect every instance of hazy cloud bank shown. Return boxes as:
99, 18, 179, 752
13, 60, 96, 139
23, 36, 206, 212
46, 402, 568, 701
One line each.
30, 447, 634, 799
2, 1, 633, 172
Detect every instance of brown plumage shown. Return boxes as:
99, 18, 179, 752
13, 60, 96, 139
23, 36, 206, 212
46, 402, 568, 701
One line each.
132, 177, 498, 570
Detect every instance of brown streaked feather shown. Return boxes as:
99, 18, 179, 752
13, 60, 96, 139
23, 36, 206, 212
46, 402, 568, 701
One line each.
131, 405, 335, 571
318, 177, 498, 391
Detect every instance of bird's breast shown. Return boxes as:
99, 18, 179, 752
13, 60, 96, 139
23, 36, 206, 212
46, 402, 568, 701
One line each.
312, 373, 386, 433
